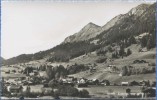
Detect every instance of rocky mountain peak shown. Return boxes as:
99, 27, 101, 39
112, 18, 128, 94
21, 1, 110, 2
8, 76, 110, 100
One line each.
128, 3, 150, 16
63, 22, 102, 43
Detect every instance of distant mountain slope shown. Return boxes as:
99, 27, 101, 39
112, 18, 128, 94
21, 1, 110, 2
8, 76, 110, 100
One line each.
1, 57, 5, 62
3, 3, 156, 65
96, 3, 155, 44
102, 4, 150, 31
63, 22, 102, 43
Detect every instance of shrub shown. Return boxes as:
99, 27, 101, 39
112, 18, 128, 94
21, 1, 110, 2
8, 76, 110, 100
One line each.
126, 88, 131, 94
67, 64, 89, 74
126, 49, 132, 56
22, 91, 40, 98
48, 79, 60, 88
41, 88, 54, 96
96, 49, 107, 56
57, 86, 79, 97
108, 89, 114, 93
107, 46, 113, 52
53, 90, 60, 99
96, 58, 107, 63
79, 89, 90, 98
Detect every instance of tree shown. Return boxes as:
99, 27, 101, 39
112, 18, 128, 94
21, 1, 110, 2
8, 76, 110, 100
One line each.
46, 66, 54, 80
112, 53, 115, 58
119, 45, 125, 58
141, 35, 147, 48
48, 79, 59, 88
126, 88, 131, 97
126, 88, 131, 94
2, 85, 10, 97
121, 66, 128, 76
23, 67, 33, 75
129, 36, 136, 44
55, 72, 60, 79
126, 48, 132, 56
108, 46, 113, 52
112, 52, 118, 59
141, 68, 147, 74
79, 89, 90, 98
57, 86, 79, 97
146, 34, 153, 50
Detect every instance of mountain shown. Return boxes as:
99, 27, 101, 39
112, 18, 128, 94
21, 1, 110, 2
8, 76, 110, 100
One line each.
1, 57, 5, 65
102, 4, 150, 31
63, 22, 102, 43
1, 57, 5, 62
3, 3, 156, 65
128, 3, 150, 16
96, 3, 155, 45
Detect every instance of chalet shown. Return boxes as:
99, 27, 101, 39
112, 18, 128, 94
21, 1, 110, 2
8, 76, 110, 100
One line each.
29, 72, 35, 76
78, 78, 87, 84
137, 32, 149, 39
107, 65, 116, 70
100, 80, 110, 86
119, 72, 123, 76
121, 82, 129, 86
42, 79, 47, 84
66, 76, 74, 83
139, 80, 150, 86
61, 78, 67, 83
90, 68, 96, 72
33, 70, 38, 75
28, 81, 34, 85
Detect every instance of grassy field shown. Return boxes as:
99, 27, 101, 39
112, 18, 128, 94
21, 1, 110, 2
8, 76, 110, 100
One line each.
2, 72, 26, 78
68, 44, 156, 84
78, 86, 143, 98
23, 85, 43, 92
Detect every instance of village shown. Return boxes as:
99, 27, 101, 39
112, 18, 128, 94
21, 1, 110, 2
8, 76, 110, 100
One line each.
1, 60, 156, 99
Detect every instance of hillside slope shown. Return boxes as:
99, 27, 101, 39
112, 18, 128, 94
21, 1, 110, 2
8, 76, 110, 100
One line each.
68, 44, 156, 83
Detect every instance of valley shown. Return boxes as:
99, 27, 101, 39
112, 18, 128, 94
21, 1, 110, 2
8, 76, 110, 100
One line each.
1, 2, 156, 99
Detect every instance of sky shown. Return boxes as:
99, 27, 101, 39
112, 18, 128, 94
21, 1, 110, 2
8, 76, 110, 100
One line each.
1, 1, 154, 59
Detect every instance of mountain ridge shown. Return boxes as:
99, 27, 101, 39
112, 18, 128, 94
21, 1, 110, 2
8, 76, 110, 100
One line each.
63, 22, 102, 43
3, 3, 156, 65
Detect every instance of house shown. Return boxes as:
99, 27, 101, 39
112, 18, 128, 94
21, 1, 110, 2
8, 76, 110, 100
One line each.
86, 79, 99, 85
107, 65, 116, 71
100, 80, 110, 86
139, 80, 150, 86
137, 32, 149, 39
33, 70, 38, 75
78, 78, 87, 84
119, 72, 123, 76
121, 82, 129, 86
90, 68, 96, 72
67, 76, 74, 81
29, 72, 35, 76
